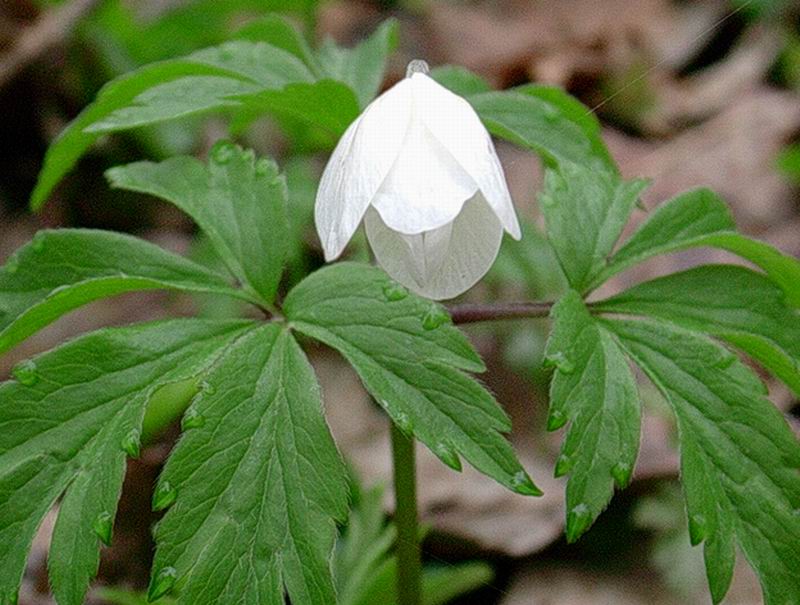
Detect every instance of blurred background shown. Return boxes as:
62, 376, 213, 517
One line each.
1, 0, 799, 603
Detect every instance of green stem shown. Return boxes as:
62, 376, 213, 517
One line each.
391, 424, 422, 605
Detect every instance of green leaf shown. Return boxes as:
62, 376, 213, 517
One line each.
470, 86, 616, 172
233, 14, 322, 76
540, 162, 648, 291
0, 229, 252, 354
606, 318, 800, 604
544, 291, 640, 542
150, 324, 348, 605
32, 40, 313, 209
107, 144, 288, 304
430, 65, 491, 97
596, 264, 800, 396
317, 19, 398, 108
239, 79, 360, 137
0, 319, 254, 605
284, 262, 540, 496
594, 189, 800, 306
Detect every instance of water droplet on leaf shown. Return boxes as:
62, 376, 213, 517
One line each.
546, 408, 567, 431
181, 408, 205, 431
153, 481, 177, 511
200, 380, 216, 396
434, 442, 461, 471
566, 503, 593, 543
510, 470, 541, 496
93, 511, 113, 546
393, 411, 413, 435
422, 305, 449, 330
611, 461, 632, 488
12, 360, 38, 386
689, 513, 708, 545
211, 141, 236, 165
539, 194, 556, 208
254, 158, 275, 178
241, 148, 255, 163
544, 351, 575, 374
120, 429, 141, 459
382, 282, 408, 301
554, 454, 572, 478
406, 59, 430, 77
148, 567, 177, 602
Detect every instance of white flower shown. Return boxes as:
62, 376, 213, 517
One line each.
315, 59, 521, 300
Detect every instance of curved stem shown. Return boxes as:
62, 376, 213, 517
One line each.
391, 424, 421, 605
447, 301, 554, 324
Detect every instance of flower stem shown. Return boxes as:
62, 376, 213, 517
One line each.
446, 301, 554, 324
391, 424, 422, 605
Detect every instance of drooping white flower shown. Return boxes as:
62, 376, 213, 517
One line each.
315, 59, 521, 300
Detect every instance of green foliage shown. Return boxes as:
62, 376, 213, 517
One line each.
0, 319, 254, 605
596, 265, 800, 396
539, 162, 648, 291
284, 263, 541, 496
32, 17, 396, 209
107, 142, 289, 305
545, 291, 640, 543
6, 21, 800, 605
150, 325, 348, 605
606, 319, 800, 604
0, 229, 252, 354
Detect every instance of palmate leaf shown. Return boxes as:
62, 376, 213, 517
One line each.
544, 291, 640, 543
589, 188, 800, 304
0, 319, 254, 605
606, 318, 800, 604
0, 229, 254, 355
107, 143, 288, 304
596, 264, 800, 396
284, 263, 540, 496
150, 324, 348, 605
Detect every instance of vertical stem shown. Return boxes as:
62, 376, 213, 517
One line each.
391, 424, 422, 605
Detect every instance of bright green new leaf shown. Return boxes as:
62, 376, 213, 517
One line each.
593, 189, 800, 305
540, 162, 648, 291
607, 318, 800, 604
0, 229, 253, 354
31, 39, 313, 209
596, 264, 800, 396
107, 144, 288, 304
334, 485, 493, 605
317, 19, 398, 109
545, 291, 640, 542
0, 319, 254, 605
150, 324, 348, 605
284, 262, 540, 496
470, 86, 616, 172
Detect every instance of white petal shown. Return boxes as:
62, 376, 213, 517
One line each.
365, 192, 504, 300
410, 73, 521, 239
314, 78, 413, 260
370, 104, 478, 235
